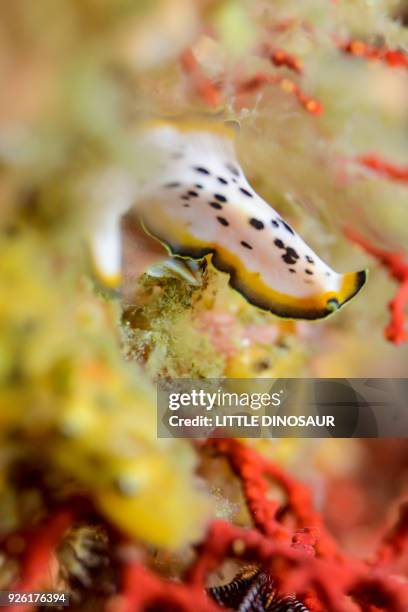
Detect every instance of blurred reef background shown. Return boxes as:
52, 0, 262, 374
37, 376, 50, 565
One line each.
0, 1, 408, 611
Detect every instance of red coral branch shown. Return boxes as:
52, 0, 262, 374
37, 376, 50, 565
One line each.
115, 509, 408, 611
180, 49, 223, 108
112, 441, 408, 611
344, 227, 408, 344
261, 43, 304, 74
203, 439, 337, 559
357, 155, 408, 186
112, 521, 347, 612
188, 520, 351, 611
110, 561, 218, 612
339, 40, 408, 70
234, 72, 323, 115
180, 42, 322, 115
375, 501, 408, 568
4, 445, 407, 612
335, 37, 408, 188
4, 511, 73, 612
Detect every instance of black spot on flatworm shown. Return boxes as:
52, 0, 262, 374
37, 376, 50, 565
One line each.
240, 241, 253, 249
306, 255, 314, 264
188, 190, 198, 197
281, 246, 299, 265
214, 193, 227, 203
218, 177, 228, 185
239, 187, 253, 197
217, 216, 229, 226
195, 184, 203, 189
164, 182, 181, 188
286, 247, 299, 260
226, 163, 240, 177
194, 167, 210, 175
274, 239, 285, 249
249, 218, 264, 230
281, 219, 295, 235
181, 195, 190, 201
209, 202, 222, 210
271, 219, 279, 228
183, 204, 190, 207
289, 268, 296, 273
282, 253, 298, 265
305, 269, 313, 275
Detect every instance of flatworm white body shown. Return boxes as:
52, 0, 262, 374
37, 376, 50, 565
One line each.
87, 118, 367, 320
137, 120, 367, 320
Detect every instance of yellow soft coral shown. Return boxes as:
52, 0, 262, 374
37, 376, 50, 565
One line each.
0, 230, 209, 548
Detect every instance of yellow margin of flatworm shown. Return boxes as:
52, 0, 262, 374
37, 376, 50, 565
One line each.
141, 216, 368, 321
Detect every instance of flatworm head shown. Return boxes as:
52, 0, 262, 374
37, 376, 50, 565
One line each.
139, 121, 367, 321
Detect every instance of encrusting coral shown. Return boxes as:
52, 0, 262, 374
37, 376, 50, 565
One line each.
0, 1, 408, 611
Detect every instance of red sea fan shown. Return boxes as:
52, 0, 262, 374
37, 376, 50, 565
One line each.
6, 441, 408, 612
345, 228, 408, 345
